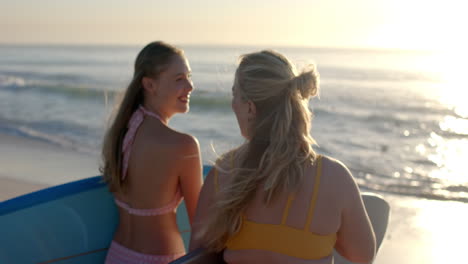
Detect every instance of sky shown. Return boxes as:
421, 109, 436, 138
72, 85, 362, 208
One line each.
1, 0, 466, 51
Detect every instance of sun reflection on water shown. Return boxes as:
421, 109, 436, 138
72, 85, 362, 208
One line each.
426, 131, 468, 189
439, 115, 468, 136
416, 50, 468, 199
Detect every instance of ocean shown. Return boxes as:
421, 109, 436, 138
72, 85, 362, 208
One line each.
0, 44, 466, 203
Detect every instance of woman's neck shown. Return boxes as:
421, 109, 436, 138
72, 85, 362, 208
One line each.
142, 103, 171, 125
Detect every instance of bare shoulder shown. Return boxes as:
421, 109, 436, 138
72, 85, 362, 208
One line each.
169, 130, 200, 156
320, 155, 358, 192
321, 156, 352, 177
146, 125, 200, 157
321, 155, 363, 209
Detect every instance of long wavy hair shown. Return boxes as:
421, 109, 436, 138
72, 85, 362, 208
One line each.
100, 41, 183, 192
201, 50, 320, 251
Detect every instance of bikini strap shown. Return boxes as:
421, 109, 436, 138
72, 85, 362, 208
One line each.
138, 105, 161, 120
304, 155, 323, 231
121, 105, 161, 180
114, 188, 182, 216
281, 194, 295, 225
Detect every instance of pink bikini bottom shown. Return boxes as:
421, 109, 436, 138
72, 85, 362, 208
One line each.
105, 240, 185, 264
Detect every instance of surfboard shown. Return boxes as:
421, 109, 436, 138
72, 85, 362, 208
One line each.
0, 166, 389, 264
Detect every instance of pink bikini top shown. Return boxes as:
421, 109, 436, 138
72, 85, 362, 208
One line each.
114, 189, 183, 216
115, 105, 183, 216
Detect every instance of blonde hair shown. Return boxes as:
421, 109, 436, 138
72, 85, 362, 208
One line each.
100, 41, 183, 192
200, 50, 320, 251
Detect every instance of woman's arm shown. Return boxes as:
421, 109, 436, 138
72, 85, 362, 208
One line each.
189, 168, 216, 251
333, 161, 376, 264
178, 135, 203, 226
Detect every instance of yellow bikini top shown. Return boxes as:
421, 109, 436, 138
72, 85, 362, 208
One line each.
215, 155, 337, 260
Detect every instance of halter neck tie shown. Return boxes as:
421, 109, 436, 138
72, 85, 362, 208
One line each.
121, 105, 161, 180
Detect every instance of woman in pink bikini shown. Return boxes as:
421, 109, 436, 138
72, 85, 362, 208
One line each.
101, 41, 203, 264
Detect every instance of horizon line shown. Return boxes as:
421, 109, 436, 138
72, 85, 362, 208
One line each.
0, 41, 437, 53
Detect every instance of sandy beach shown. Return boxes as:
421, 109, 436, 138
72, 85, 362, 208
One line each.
0, 176, 46, 201
375, 195, 467, 264
1, 133, 467, 264
0, 133, 99, 201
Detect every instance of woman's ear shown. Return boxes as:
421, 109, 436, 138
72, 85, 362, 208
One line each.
141, 77, 158, 95
247, 100, 257, 119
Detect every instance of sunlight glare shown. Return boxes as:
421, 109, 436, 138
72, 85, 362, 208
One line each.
427, 132, 468, 187
416, 200, 468, 263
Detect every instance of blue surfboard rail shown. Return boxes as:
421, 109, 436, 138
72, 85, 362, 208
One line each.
0, 176, 104, 216
0, 165, 213, 216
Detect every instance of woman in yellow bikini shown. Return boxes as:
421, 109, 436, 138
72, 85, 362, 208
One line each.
190, 50, 375, 264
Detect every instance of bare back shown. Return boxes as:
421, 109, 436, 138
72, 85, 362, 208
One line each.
114, 116, 202, 255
